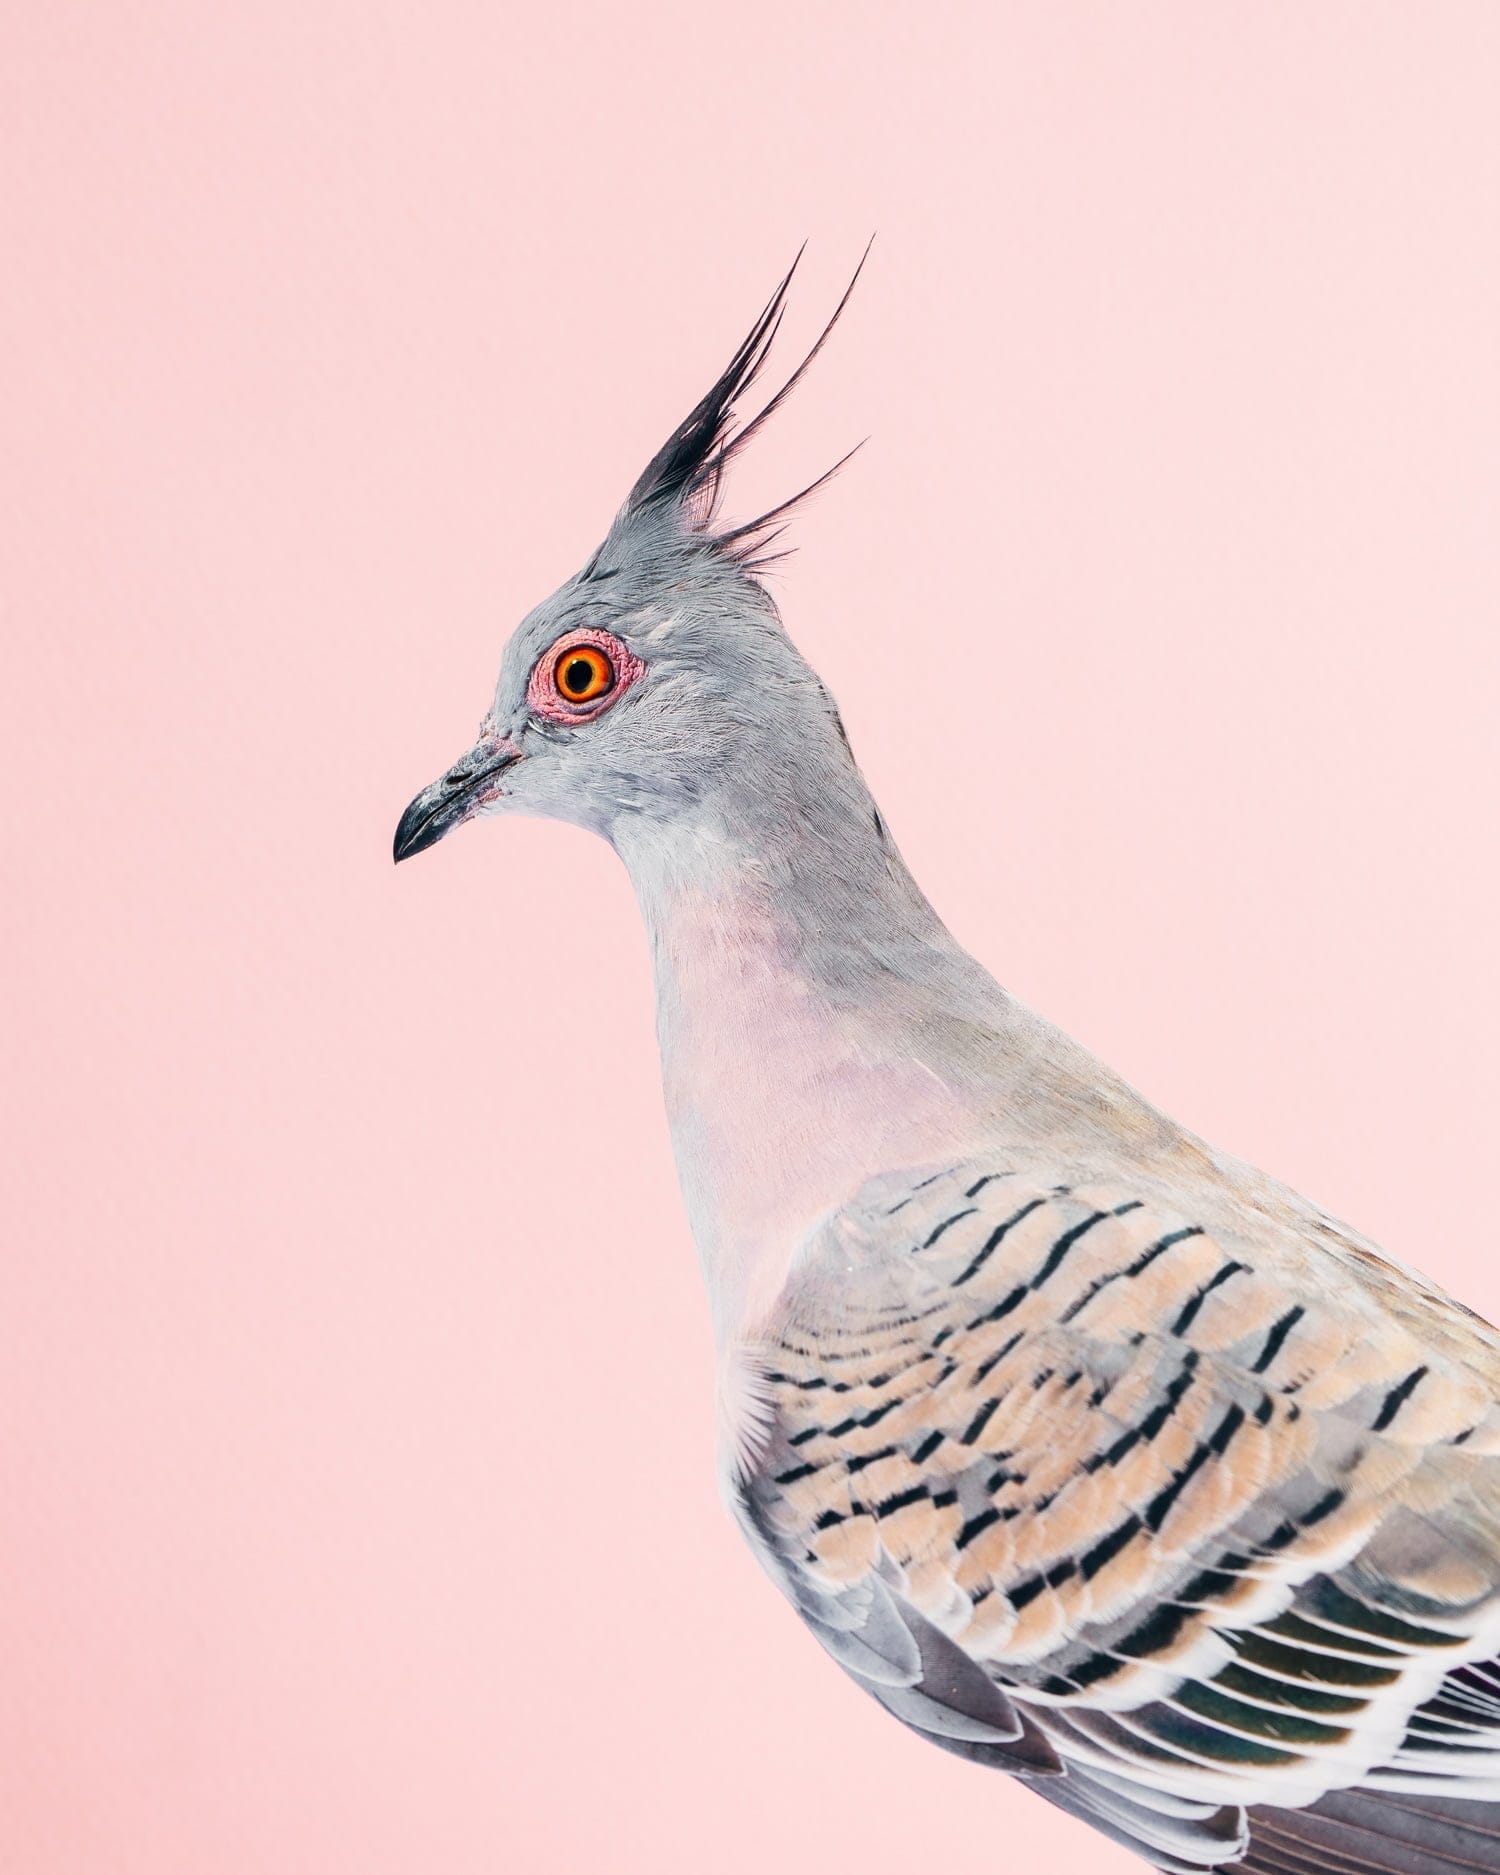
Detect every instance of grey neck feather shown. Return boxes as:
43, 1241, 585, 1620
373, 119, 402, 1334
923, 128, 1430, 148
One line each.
607, 688, 1182, 1337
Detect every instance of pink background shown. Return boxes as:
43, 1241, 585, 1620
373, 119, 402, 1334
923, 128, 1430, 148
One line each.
4, 6, 1500, 1871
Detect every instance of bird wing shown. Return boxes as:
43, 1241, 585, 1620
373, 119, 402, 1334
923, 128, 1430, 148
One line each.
735, 1158, 1500, 1871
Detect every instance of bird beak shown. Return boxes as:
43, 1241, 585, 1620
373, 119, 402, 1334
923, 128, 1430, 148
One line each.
393, 734, 523, 863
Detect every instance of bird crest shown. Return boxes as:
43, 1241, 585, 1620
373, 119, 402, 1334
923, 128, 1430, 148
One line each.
593, 243, 870, 581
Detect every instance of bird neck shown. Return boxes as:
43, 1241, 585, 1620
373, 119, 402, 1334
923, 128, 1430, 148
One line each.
613, 775, 1005, 1346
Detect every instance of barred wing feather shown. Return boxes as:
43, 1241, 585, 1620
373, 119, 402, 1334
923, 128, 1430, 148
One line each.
737, 1160, 1500, 1871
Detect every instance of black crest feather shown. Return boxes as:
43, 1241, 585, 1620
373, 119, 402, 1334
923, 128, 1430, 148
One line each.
622, 242, 871, 569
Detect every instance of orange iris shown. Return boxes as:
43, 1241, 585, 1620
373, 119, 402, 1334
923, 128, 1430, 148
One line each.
553, 644, 615, 705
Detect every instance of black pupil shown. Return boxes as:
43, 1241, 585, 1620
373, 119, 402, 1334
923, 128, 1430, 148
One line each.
563, 655, 602, 696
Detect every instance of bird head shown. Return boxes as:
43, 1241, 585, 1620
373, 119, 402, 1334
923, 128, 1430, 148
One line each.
393, 251, 867, 864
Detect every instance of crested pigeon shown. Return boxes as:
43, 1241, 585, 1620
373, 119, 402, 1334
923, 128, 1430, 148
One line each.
393, 257, 1500, 1874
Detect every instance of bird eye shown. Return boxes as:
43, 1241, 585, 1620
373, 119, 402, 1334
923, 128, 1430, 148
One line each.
553, 644, 614, 705
528, 628, 641, 725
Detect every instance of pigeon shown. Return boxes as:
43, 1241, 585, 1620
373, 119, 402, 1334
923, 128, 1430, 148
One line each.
394, 255, 1500, 1872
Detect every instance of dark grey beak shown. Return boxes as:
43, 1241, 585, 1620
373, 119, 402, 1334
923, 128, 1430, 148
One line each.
393, 739, 522, 863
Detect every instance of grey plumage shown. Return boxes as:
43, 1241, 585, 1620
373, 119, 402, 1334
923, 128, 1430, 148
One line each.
395, 259, 1500, 1872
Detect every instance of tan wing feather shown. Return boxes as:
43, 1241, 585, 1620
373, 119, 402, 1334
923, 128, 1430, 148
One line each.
741, 1158, 1500, 1836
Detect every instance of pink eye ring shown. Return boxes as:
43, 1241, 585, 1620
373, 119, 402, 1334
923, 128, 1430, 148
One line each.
528, 627, 644, 723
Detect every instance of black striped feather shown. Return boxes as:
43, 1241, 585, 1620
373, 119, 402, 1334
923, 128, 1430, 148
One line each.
740, 1158, 1500, 1869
